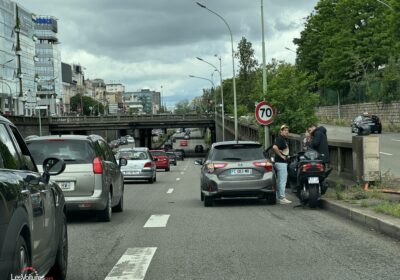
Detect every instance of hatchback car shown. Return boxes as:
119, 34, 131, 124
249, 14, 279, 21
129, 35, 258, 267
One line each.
180, 140, 188, 146
116, 147, 157, 183
150, 150, 170, 171
195, 141, 276, 207
351, 115, 382, 134
0, 116, 68, 279
166, 152, 177, 166
174, 149, 185, 161
26, 134, 127, 222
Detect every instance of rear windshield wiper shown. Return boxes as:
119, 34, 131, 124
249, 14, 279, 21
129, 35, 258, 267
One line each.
63, 159, 77, 162
221, 157, 242, 161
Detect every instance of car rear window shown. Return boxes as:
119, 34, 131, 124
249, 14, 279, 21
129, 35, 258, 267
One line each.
116, 150, 148, 160
211, 144, 265, 161
151, 151, 166, 157
27, 139, 95, 164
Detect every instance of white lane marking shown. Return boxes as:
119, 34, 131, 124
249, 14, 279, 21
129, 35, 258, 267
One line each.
180, 172, 184, 175
176, 177, 181, 181
167, 188, 174, 194
144, 214, 170, 228
105, 247, 157, 280
380, 152, 393, 156
391, 139, 400, 142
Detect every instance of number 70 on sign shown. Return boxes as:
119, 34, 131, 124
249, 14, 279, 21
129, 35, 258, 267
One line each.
255, 101, 275, 126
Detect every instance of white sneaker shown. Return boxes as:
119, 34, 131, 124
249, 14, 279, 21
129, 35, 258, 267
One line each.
279, 198, 292, 204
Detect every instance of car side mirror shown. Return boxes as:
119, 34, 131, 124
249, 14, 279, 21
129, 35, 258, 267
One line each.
41, 157, 66, 184
194, 159, 203, 165
119, 158, 128, 166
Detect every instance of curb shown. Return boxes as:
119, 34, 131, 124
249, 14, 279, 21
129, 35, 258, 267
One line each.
321, 199, 400, 240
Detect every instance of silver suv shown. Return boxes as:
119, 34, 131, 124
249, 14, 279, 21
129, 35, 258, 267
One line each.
195, 141, 276, 207
26, 135, 127, 222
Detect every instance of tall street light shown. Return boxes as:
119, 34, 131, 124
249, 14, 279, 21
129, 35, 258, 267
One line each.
260, 0, 269, 148
376, 0, 393, 10
196, 2, 238, 141
189, 74, 217, 128
196, 56, 225, 141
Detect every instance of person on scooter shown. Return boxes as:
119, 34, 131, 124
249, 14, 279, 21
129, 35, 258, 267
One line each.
272, 124, 292, 204
307, 124, 330, 164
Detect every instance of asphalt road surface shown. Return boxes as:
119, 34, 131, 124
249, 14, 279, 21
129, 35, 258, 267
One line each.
323, 124, 400, 179
65, 159, 400, 280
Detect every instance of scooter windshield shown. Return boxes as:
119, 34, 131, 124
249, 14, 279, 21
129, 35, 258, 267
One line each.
304, 149, 320, 160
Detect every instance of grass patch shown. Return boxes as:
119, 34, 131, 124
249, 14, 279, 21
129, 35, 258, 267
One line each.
374, 202, 400, 218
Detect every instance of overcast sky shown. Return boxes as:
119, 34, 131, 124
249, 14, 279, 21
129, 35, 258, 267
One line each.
16, 0, 318, 108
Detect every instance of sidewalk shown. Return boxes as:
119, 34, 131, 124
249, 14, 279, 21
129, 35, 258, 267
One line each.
321, 173, 400, 240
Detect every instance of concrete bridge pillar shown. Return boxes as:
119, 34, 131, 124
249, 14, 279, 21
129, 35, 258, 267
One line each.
146, 129, 152, 149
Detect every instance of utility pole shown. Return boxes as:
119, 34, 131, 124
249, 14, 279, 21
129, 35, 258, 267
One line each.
261, 0, 270, 148
15, 5, 23, 115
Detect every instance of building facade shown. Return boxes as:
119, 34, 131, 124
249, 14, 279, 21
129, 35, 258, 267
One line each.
123, 89, 161, 114
0, 0, 16, 115
34, 15, 62, 116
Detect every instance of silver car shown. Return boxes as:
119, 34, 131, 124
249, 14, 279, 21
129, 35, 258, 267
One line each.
116, 147, 157, 183
195, 141, 276, 207
27, 134, 127, 222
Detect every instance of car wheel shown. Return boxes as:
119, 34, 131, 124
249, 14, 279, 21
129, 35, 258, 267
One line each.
204, 196, 213, 207
166, 167, 170, 172
114, 190, 124, 212
265, 193, 277, 205
12, 235, 30, 276
200, 190, 204, 201
148, 177, 154, 184
99, 191, 112, 222
47, 212, 68, 280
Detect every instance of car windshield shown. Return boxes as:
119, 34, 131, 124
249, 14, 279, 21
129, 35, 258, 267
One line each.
27, 139, 95, 164
211, 144, 265, 161
116, 150, 148, 160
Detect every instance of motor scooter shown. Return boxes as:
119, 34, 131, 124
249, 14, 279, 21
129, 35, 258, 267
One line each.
287, 149, 332, 208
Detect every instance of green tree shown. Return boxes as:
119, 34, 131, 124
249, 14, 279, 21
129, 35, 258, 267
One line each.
70, 94, 104, 116
174, 99, 192, 114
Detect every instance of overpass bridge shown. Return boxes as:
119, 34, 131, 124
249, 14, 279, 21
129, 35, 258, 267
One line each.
7, 114, 216, 147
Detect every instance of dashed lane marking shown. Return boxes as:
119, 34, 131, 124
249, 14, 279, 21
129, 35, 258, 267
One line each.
143, 214, 170, 228
176, 178, 181, 181
380, 152, 393, 156
105, 247, 157, 280
167, 188, 174, 194
180, 172, 184, 175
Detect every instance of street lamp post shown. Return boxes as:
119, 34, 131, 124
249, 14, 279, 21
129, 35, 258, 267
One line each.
261, 0, 270, 149
376, 0, 393, 10
196, 2, 238, 141
196, 56, 225, 141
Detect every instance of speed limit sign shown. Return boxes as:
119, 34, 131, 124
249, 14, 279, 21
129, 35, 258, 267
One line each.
255, 101, 275, 125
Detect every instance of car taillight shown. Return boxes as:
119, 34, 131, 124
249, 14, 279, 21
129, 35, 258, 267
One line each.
206, 163, 227, 173
93, 157, 103, 174
253, 161, 273, 172
144, 162, 152, 168
302, 163, 324, 172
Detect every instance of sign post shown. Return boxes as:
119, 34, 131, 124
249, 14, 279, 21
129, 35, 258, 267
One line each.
255, 101, 275, 148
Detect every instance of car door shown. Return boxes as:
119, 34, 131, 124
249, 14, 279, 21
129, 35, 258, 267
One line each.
99, 140, 121, 205
8, 125, 57, 270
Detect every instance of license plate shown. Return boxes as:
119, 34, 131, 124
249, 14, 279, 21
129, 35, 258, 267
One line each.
57, 181, 75, 191
125, 170, 140, 175
230, 169, 252, 175
308, 177, 319, 184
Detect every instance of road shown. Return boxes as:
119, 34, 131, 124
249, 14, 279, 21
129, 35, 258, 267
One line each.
323, 124, 400, 179
65, 158, 400, 280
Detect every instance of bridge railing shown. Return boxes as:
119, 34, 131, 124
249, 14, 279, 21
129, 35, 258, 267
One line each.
48, 113, 215, 123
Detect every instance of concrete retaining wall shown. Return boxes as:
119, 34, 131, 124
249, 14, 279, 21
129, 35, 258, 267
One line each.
316, 102, 400, 125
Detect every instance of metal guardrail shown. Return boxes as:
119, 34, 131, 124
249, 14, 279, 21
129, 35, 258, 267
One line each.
48, 114, 215, 124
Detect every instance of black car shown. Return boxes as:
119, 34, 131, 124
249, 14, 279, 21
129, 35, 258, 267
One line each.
194, 145, 204, 153
0, 116, 68, 279
166, 152, 177, 166
174, 149, 185, 160
351, 115, 382, 134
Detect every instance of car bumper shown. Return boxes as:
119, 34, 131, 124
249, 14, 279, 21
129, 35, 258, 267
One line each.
123, 170, 154, 181
65, 189, 107, 211
201, 173, 276, 198
156, 163, 169, 169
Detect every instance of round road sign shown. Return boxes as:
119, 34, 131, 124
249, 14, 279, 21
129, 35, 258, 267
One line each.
255, 101, 275, 125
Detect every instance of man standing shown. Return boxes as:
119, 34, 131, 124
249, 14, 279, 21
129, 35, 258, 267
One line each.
273, 124, 291, 204
308, 124, 330, 163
